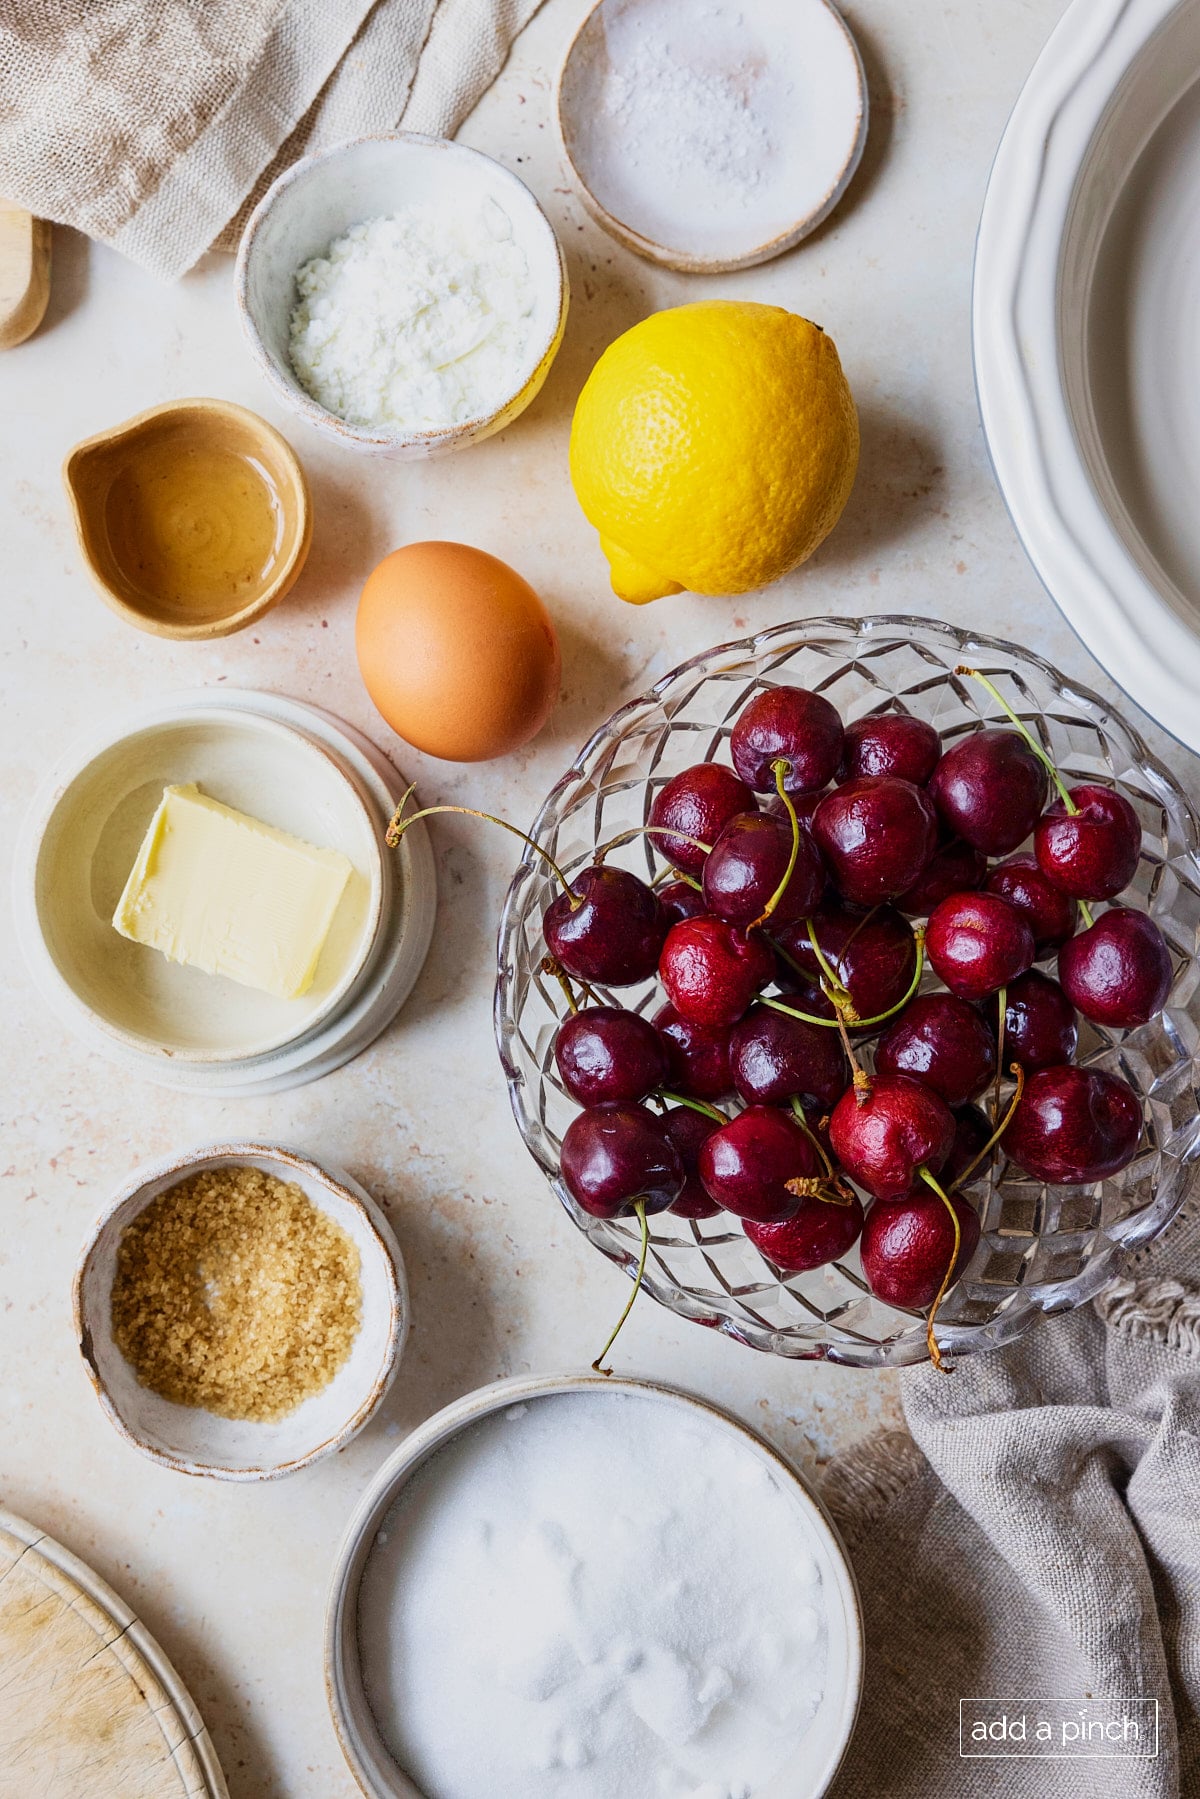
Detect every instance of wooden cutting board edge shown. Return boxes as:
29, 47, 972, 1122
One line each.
0, 1505, 229, 1799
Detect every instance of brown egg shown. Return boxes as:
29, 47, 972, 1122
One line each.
355, 541, 561, 762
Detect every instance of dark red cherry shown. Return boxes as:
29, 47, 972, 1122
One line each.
559, 1103, 683, 1218
1006, 1065, 1143, 1184
702, 811, 825, 929
658, 915, 774, 1029
1034, 785, 1141, 901
926, 891, 1035, 1000
658, 879, 708, 927
653, 1002, 733, 1100
896, 838, 987, 917
745, 1191, 865, 1273
553, 1006, 669, 1106
929, 728, 1049, 855
698, 1104, 815, 1222
661, 1105, 723, 1219
731, 687, 845, 794
990, 970, 1078, 1071
875, 993, 996, 1108
812, 776, 939, 906
729, 1004, 848, 1109
829, 1072, 955, 1201
775, 902, 917, 1027
1058, 907, 1172, 1029
840, 714, 941, 786
861, 1189, 980, 1306
985, 852, 1079, 952
544, 866, 666, 987
944, 1105, 994, 1190
649, 762, 756, 876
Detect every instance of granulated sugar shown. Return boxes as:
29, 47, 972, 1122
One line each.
358, 1392, 829, 1799
565, 0, 864, 262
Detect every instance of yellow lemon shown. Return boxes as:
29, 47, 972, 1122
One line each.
569, 300, 859, 604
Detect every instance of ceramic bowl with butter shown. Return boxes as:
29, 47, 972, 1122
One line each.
65, 398, 311, 640
75, 1144, 407, 1481
235, 133, 568, 458
24, 705, 381, 1063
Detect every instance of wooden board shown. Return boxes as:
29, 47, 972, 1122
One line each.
0, 1508, 228, 1799
0, 205, 50, 348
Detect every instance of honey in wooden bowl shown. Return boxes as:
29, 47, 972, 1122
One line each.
65, 399, 311, 639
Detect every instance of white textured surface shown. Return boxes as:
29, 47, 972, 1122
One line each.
4, 0, 1195, 1794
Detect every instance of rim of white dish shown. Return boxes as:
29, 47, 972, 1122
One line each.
555, 0, 868, 273
235, 132, 569, 452
973, 0, 1200, 753
15, 698, 386, 1064
325, 1372, 864, 1799
73, 1142, 409, 1482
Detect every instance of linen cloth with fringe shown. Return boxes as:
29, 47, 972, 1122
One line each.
823, 1203, 1200, 1797
0, 0, 544, 280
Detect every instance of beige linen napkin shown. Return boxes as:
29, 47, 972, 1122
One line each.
0, 0, 544, 281
823, 1203, 1200, 1797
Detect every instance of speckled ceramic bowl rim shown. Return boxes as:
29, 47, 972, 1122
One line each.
234, 133, 569, 453
555, 0, 868, 273
63, 397, 312, 641
73, 1142, 408, 1481
324, 1372, 864, 1799
17, 699, 386, 1065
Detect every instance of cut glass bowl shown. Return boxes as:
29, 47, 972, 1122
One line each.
495, 616, 1200, 1366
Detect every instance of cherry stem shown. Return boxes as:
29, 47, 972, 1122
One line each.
955, 1061, 1027, 1190
387, 801, 579, 905
654, 867, 703, 892
1080, 899, 1095, 929
916, 1166, 961, 1375
658, 1091, 727, 1124
993, 983, 1006, 1126
805, 917, 852, 1000
765, 929, 926, 1036
541, 956, 592, 1015
592, 1199, 649, 1374
955, 667, 1077, 814
751, 760, 801, 931
789, 1101, 855, 1207
595, 825, 712, 864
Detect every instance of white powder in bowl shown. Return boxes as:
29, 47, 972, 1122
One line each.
288, 200, 535, 431
357, 1392, 832, 1799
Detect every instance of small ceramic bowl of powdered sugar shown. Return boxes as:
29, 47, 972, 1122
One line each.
327, 1373, 863, 1798
235, 134, 568, 458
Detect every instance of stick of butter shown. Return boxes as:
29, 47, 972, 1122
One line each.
113, 784, 353, 1000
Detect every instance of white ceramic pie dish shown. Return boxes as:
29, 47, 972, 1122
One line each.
325, 1374, 862, 1799
975, 0, 1200, 752
74, 1144, 407, 1481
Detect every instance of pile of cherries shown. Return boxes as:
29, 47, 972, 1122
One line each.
393, 669, 1173, 1371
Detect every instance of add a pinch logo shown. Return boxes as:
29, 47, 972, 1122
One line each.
960, 1698, 1159, 1759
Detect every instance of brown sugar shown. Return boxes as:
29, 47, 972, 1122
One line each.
110, 1163, 362, 1421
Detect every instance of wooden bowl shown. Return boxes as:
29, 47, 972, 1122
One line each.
64, 398, 311, 639
74, 1144, 408, 1481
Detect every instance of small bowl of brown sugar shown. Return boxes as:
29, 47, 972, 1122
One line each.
74, 1145, 407, 1480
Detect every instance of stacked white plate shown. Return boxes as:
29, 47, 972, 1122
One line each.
15, 689, 436, 1095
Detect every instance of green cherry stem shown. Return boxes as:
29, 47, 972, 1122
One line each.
541, 956, 582, 1014
805, 917, 852, 1001
595, 825, 712, 864
751, 759, 801, 931
955, 1062, 1026, 1191
592, 1200, 649, 1375
916, 1165, 961, 1374
788, 1099, 855, 1208
387, 802, 580, 906
657, 1091, 728, 1123
762, 928, 926, 1035
955, 666, 1076, 813
993, 983, 1007, 1126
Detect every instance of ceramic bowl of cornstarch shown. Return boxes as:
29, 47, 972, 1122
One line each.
235, 133, 568, 458
557, 0, 867, 273
326, 1374, 863, 1799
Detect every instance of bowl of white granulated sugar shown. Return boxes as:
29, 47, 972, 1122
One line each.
235, 134, 568, 457
327, 1374, 863, 1799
